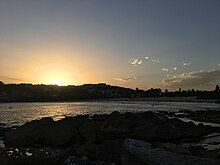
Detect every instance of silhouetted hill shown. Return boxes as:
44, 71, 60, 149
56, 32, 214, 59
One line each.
0, 83, 219, 102
0, 83, 151, 102
0, 81, 4, 85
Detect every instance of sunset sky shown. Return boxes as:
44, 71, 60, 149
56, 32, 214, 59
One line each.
0, 0, 220, 90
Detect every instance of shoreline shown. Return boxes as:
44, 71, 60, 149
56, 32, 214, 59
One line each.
0, 96, 219, 104
1, 110, 220, 164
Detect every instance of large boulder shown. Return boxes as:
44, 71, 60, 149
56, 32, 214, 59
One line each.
121, 139, 220, 165
96, 140, 122, 164
58, 115, 89, 130
42, 122, 76, 147
4, 117, 76, 147
133, 116, 209, 142
79, 120, 98, 142
111, 113, 147, 130
133, 124, 180, 142
97, 128, 131, 142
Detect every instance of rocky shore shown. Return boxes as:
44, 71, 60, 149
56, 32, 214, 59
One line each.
1, 110, 220, 165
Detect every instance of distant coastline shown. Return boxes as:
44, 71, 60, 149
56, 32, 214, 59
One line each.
0, 97, 219, 104
0, 83, 219, 103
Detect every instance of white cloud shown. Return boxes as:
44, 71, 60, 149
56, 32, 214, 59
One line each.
129, 58, 142, 66
151, 59, 159, 63
115, 76, 136, 82
182, 61, 191, 66
162, 69, 220, 89
162, 68, 169, 72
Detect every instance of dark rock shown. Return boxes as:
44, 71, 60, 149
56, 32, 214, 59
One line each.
111, 113, 146, 130
158, 143, 191, 155
4, 117, 76, 147
63, 156, 116, 165
109, 111, 121, 119
96, 140, 122, 164
58, 115, 89, 130
42, 122, 76, 147
97, 128, 130, 142
79, 141, 97, 159
0, 127, 11, 137
133, 122, 180, 142
121, 138, 220, 165
133, 116, 209, 142
79, 121, 98, 142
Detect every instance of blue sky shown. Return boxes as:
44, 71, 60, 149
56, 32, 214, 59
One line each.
0, 0, 220, 90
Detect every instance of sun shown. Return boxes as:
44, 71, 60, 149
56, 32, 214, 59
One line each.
50, 79, 65, 86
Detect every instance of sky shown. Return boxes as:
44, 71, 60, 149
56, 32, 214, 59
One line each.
0, 0, 220, 90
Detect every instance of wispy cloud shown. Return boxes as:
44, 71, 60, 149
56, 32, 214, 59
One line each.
115, 76, 136, 82
162, 68, 169, 72
162, 69, 220, 89
182, 61, 191, 66
129, 58, 142, 66
0, 76, 24, 83
152, 59, 159, 63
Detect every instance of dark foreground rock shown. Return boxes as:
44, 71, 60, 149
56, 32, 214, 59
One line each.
1, 111, 220, 164
121, 139, 220, 165
4, 117, 76, 147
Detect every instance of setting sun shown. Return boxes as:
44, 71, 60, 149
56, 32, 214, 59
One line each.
50, 79, 65, 86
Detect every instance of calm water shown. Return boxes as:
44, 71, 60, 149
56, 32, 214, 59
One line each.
0, 101, 220, 126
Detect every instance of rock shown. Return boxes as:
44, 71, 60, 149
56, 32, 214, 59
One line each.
97, 128, 130, 142
96, 140, 122, 164
4, 117, 76, 147
0, 127, 11, 137
111, 113, 146, 130
80, 141, 97, 159
4, 117, 53, 147
58, 115, 89, 130
63, 156, 116, 165
42, 122, 76, 147
0, 147, 63, 165
133, 122, 180, 142
79, 121, 98, 142
133, 116, 209, 142
141, 111, 155, 121
121, 138, 220, 165
109, 111, 121, 119
158, 143, 191, 155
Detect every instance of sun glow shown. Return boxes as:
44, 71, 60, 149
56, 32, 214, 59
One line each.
50, 79, 65, 86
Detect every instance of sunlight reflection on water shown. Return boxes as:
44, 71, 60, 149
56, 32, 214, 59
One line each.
0, 101, 220, 126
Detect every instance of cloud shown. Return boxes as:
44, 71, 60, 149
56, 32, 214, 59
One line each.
0, 76, 24, 83
129, 58, 142, 66
162, 68, 169, 72
162, 69, 220, 89
151, 59, 159, 63
218, 64, 220, 67
182, 61, 191, 66
115, 76, 136, 82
